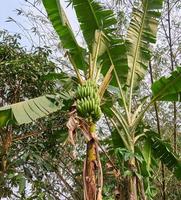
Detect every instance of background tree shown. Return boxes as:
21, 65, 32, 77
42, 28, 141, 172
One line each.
0, 31, 83, 199
0, 0, 181, 199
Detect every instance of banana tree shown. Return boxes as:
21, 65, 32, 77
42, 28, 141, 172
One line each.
102, 1, 181, 199
42, 0, 181, 199
0, 0, 124, 198
41, 0, 129, 199
108, 67, 181, 199
1, 0, 179, 199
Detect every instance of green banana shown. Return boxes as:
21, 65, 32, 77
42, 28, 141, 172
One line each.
76, 79, 102, 122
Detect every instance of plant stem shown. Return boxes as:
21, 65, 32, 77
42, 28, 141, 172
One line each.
92, 31, 102, 79
113, 69, 130, 123
128, 158, 137, 200
67, 53, 84, 84
84, 123, 102, 200
166, 0, 177, 153
149, 61, 166, 200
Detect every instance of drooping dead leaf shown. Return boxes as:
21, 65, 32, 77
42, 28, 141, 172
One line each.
80, 121, 92, 142
66, 109, 78, 145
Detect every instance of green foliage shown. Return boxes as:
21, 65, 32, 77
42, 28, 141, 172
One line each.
126, 0, 163, 87
1, 0, 180, 198
0, 31, 56, 101
151, 66, 181, 101
147, 131, 181, 179
0, 95, 61, 127
42, 0, 87, 71
43, 0, 128, 88
0, 32, 72, 199
100, 38, 128, 86
69, 0, 117, 49
41, 0, 181, 199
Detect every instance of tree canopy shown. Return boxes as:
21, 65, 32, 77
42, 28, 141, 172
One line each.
0, 0, 181, 199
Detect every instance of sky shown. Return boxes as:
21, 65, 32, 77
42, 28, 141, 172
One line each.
0, 0, 22, 33
0, 0, 37, 48
0, 0, 80, 49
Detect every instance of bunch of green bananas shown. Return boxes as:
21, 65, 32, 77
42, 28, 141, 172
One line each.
76, 79, 102, 122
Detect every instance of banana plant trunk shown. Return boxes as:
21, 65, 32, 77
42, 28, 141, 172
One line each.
84, 123, 103, 200
128, 158, 138, 200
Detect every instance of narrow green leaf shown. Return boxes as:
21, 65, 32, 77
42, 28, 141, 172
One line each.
142, 139, 152, 171
15, 174, 26, 194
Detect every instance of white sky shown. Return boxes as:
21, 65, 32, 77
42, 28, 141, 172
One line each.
0, 0, 22, 32
0, 0, 80, 48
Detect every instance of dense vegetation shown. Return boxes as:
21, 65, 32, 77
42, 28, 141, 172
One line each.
0, 0, 181, 199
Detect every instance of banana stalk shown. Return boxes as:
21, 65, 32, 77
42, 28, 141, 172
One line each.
83, 123, 103, 200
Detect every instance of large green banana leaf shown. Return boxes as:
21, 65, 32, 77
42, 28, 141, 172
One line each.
100, 38, 128, 86
147, 131, 181, 180
127, 0, 163, 88
69, 0, 116, 50
0, 95, 61, 127
69, 0, 128, 86
42, 0, 87, 71
43, 0, 128, 86
151, 67, 181, 101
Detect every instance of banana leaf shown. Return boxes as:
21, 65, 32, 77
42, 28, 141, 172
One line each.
126, 0, 163, 88
147, 131, 181, 180
42, 0, 87, 71
0, 95, 61, 127
151, 67, 181, 101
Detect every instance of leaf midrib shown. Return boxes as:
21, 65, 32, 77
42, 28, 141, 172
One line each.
128, 0, 148, 113
87, 0, 99, 30
56, 0, 87, 71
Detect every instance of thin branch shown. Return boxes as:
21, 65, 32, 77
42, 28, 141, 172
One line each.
13, 131, 40, 141
55, 168, 81, 200
24, 0, 47, 18
166, 0, 177, 153
97, 140, 119, 175
149, 61, 166, 200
